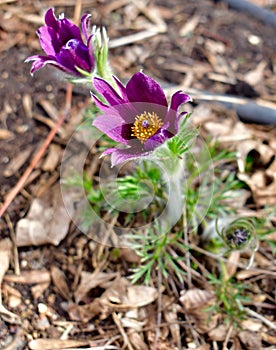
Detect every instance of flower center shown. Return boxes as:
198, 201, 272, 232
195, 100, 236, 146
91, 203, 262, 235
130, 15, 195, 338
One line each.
131, 111, 163, 143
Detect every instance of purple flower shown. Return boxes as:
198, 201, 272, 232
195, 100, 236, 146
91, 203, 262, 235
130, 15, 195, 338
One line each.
92, 72, 191, 166
26, 8, 94, 76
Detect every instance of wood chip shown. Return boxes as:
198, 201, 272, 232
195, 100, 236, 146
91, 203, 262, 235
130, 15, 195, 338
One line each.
3, 146, 33, 177
4, 270, 51, 284
179, 14, 200, 36
28, 339, 90, 350
0, 128, 14, 140
42, 144, 62, 172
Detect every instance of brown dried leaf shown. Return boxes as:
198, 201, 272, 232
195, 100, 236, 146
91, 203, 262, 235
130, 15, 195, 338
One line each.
244, 60, 266, 86
208, 323, 229, 341
238, 330, 262, 350
128, 331, 149, 350
179, 289, 218, 334
51, 266, 71, 301
237, 140, 274, 172
74, 271, 118, 303
261, 331, 276, 345
241, 318, 262, 332
179, 289, 215, 311
70, 277, 157, 322
15, 184, 73, 246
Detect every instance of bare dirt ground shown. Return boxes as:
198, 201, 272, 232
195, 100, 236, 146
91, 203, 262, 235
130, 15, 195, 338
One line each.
0, 0, 276, 349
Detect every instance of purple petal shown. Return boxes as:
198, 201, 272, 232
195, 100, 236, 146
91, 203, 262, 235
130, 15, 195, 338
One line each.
113, 76, 128, 101
109, 147, 146, 167
92, 111, 132, 144
93, 77, 127, 106
26, 55, 70, 75
58, 39, 92, 72
81, 14, 91, 41
91, 94, 110, 112
44, 8, 58, 30
56, 17, 83, 44
37, 26, 59, 55
165, 91, 191, 132
126, 72, 167, 107
170, 91, 191, 111
144, 128, 173, 151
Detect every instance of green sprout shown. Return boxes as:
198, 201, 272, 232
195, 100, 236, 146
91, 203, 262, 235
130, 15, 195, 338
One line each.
206, 273, 250, 328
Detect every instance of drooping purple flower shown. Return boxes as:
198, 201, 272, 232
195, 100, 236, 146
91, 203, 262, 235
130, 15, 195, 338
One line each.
25, 8, 94, 76
92, 72, 191, 166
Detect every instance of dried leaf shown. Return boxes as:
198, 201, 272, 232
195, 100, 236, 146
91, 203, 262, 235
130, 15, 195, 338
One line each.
244, 60, 266, 86
179, 289, 215, 311
238, 330, 262, 350
128, 331, 149, 350
51, 266, 71, 301
241, 318, 262, 332
74, 271, 118, 303
69, 277, 157, 322
208, 323, 229, 341
261, 332, 276, 345
16, 184, 74, 246
179, 289, 217, 333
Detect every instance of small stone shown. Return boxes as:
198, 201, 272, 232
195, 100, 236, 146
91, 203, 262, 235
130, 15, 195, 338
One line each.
38, 303, 48, 314
248, 35, 261, 45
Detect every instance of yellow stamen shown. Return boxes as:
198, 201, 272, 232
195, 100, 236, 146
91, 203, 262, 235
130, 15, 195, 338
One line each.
131, 111, 163, 143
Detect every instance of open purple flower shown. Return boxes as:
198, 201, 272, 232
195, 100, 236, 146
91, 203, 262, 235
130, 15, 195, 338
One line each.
92, 72, 191, 166
26, 8, 94, 76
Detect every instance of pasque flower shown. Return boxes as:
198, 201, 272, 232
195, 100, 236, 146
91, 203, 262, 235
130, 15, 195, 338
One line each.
92, 72, 191, 166
26, 8, 94, 76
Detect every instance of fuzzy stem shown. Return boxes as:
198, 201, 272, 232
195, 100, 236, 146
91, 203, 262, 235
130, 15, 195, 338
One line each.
158, 152, 185, 232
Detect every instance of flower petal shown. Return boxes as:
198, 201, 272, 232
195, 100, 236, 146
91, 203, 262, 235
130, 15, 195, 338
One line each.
59, 39, 92, 72
37, 26, 59, 56
165, 91, 191, 132
144, 128, 173, 151
126, 72, 167, 107
44, 8, 58, 30
92, 111, 132, 144
113, 76, 128, 101
170, 91, 191, 111
93, 77, 127, 106
109, 146, 146, 167
56, 16, 83, 44
25, 55, 71, 75
81, 14, 91, 41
